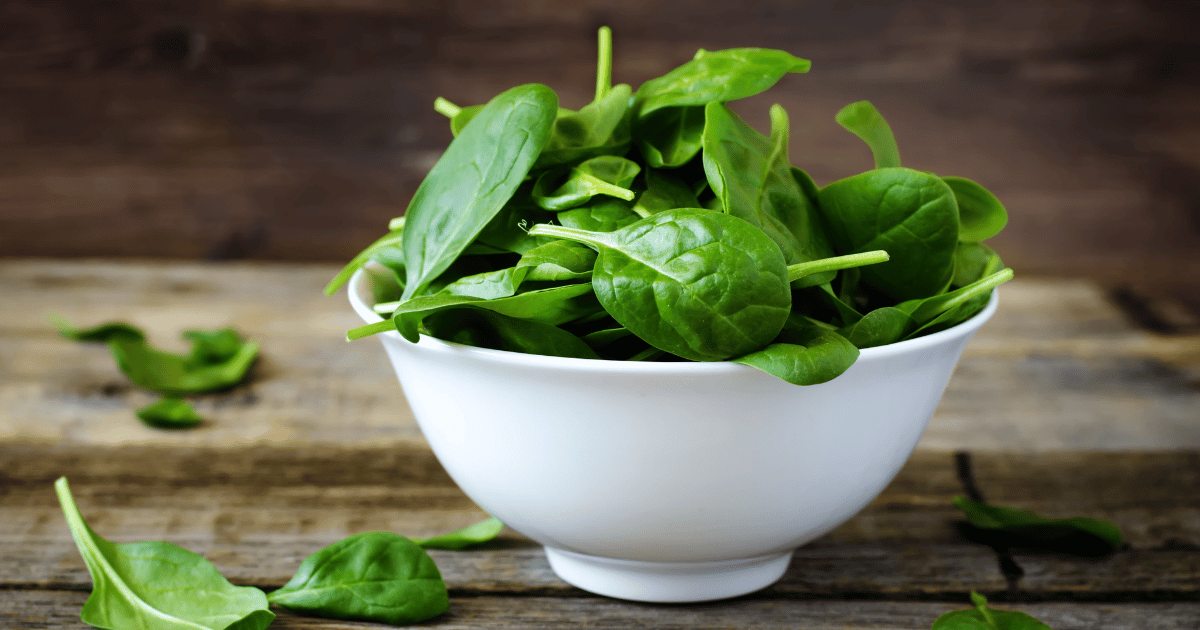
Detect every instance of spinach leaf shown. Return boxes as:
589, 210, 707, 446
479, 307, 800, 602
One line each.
473, 184, 556, 254
268, 531, 448, 625
558, 196, 641, 233
932, 591, 1054, 630
635, 106, 705, 169
182, 328, 244, 366
515, 239, 597, 281
536, 84, 634, 169
356, 283, 598, 343
953, 497, 1123, 557
422, 308, 601, 359
943, 176, 1008, 243
837, 307, 914, 348
632, 169, 701, 218
56, 319, 260, 396
55, 477, 274, 630
817, 167, 960, 302
532, 155, 640, 210
703, 102, 836, 272
401, 83, 557, 300
439, 267, 529, 300
414, 516, 505, 550
834, 100, 901, 169
953, 242, 1006, 288
731, 323, 859, 385
136, 397, 203, 429
897, 268, 1013, 337
529, 208, 791, 361
634, 47, 810, 117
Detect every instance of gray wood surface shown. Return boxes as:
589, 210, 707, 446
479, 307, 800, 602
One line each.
2, 260, 1198, 627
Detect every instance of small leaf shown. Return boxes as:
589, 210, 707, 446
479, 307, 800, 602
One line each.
414, 516, 505, 550
931, 590, 1054, 630
182, 327, 244, 366
136, 397, 203, 429
635, 48, 811, 117
55, 477, 274, 630
731, 324, 858, 385
943, 176, 1008, 243
268, 531, 448, 625
953, 497, 1124, 556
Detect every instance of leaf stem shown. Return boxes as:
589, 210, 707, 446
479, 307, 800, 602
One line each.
835, 101, 901, 169
527, 223, 614, 250
347, 320, 394, 341
595, 26, 613, 101
433, 97, 461, 119
788, 250, 889, 283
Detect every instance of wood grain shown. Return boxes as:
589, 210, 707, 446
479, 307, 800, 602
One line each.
1, 1, 1199, 307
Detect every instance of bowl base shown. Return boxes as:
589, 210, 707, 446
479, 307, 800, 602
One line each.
544, 547, 792, 603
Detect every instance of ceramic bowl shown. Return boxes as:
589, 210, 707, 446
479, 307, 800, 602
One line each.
349, 267, 997, 603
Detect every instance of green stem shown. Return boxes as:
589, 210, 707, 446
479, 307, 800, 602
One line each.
346, 320, 394, 341
527, 223, 614, 250
835, 101, 901, 169
434, 97, 461, 119
595, 26, 613, 101
787, 250, 889, 283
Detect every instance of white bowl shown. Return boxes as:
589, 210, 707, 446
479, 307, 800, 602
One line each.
349, 267, 997, 602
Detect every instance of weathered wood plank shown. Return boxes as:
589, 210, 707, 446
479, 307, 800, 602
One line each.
4, 590, 1199, 630
3, 445, 1196, 597
3, 261, 1199, 450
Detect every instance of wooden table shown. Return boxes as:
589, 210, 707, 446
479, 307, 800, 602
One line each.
3, 260, 1198, 628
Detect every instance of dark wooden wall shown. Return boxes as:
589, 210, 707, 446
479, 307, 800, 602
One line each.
2, 0, 1198, 304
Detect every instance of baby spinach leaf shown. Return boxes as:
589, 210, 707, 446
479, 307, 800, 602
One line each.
414, 516, 505, 550
817, 167, 960, 302
268, 531, 448, 625
703, 102, 836, 271
515, 240, 597, 281
473, 184, 556, 254
136, 397, 203, 429
56, 318, 260, 396
422, 308, 601, 359
835, 100, 901, 169
360, 283, 599, 343
632, 169, 700, 217
732, 323, 859, 385
953, 242, 1006, 288
55, 477, 274, 630
536, 84, 634, 169
635, 47, 810, 117
635, 106, 706, 169
439, 267, 529, 300
838, 307, 915, 349
529, 208, 792, 362
532, 156, 640, 210
953, 497, 1123, 557
401, 83, 557, 300
943, 176, 1008, 243
558, 196, 642, 232
932, 591, 1054, 630
897, 268, 1013, 333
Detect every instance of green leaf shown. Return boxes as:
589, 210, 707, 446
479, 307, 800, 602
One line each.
268, 531, 448, 625
473, 184, 557, 254
897, 268, 1013, 334
931, 591, 1055, 630
731, 324, 859, 385
51, 316, 145, 343
532, 156, 640, 211
54, 477, 274, 630
942, 176, 1009, 243
632, 169, 701, 218
558, 197, 641, 233
422, 308, 600, 359
414, 516, 505, 550
635, 106, 705, 169
529, 208, 792, 362
535, 84, 634, 169
953, 497, 1123, 557
136, 398, 203, 429
837, 307, 915, 349
324, 224, 403, 295
953, 242, 1006, 288
56, 318, 259, 396
702, 102, 836, 270
835, 100, 902, 169
401, 83, 558, 300
817, 167, 960, 302
635, 47, 811, 117
515, 240, 597, 281
379, 283, 599, 343
181, 328, 244, 366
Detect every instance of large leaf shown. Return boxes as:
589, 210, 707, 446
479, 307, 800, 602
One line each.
635, 47, 810, 117
401, 83, 558, 300
268, 532, 448, 625
55, 477, 274, 630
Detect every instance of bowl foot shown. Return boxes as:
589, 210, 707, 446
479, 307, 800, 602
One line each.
544, 547, 792, 603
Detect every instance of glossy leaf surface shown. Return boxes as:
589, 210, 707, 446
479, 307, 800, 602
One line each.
268, 531, 448, 625
731, 323, 859, 385
635, 47, 810, 116
558, 197, 641, 233
532, 156, 640, 210
401, 83, 557, 300
530, 208, 791, 361
55, 477, 274, 630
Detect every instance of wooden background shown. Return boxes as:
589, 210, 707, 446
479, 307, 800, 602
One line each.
2, 0, 1198, 309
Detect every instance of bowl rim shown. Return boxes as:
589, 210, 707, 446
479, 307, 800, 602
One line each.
347, 266, 998, 373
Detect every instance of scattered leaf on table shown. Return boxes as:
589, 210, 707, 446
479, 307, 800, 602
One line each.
136, 397, 204, 429
414, 516, 506, 550
953, 496, 1124, 557
931, 591, 1054, 630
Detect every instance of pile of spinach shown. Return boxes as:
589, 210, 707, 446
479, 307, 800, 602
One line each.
329, 27, 1012, 385
55, 477, 503, 628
